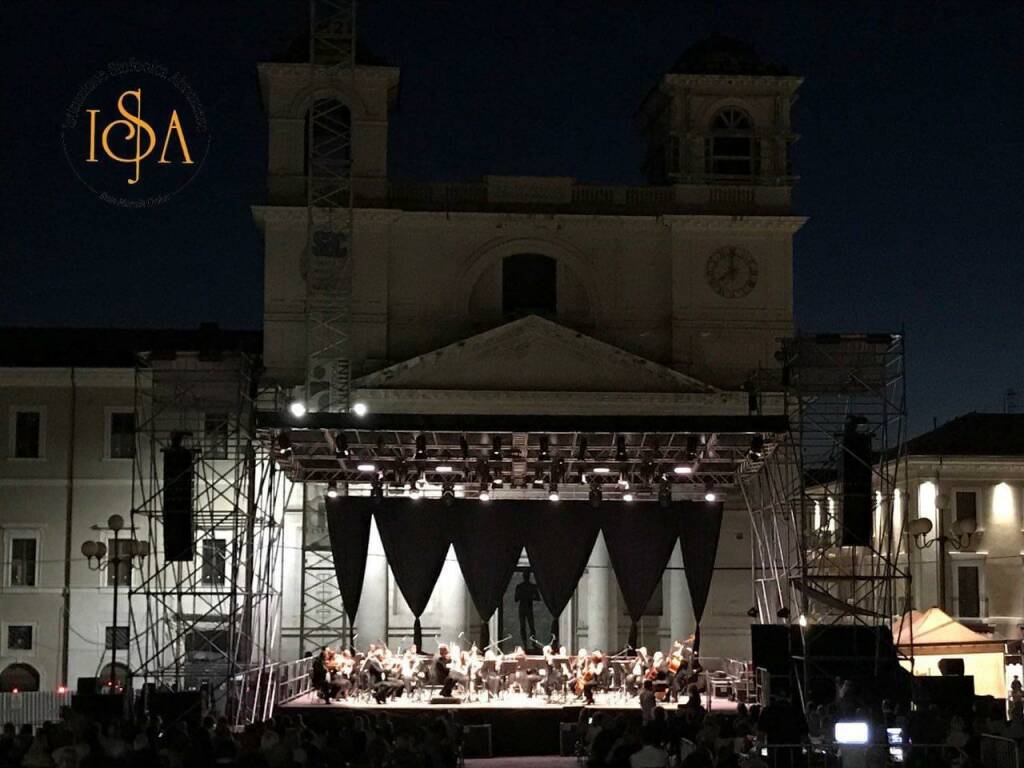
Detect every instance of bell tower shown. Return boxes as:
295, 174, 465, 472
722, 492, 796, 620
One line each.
638, 37, 806, 388
639, 35, 801, 210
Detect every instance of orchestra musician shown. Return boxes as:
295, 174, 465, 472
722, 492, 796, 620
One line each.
581, 650, 605, 705
512, 646, 542, 697
541, 645, 567, 699
668, 635, 694, 702
625, 646, 648, 696
311, 647, 331, 702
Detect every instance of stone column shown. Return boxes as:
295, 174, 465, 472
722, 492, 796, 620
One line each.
586, 532, 616, 653
438, 545, 470, 649
669, 541, 695, 643
358, 517, 389, 647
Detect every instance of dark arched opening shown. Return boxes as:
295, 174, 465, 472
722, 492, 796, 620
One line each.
502, 254, 557, 318
0, 663, 40, 692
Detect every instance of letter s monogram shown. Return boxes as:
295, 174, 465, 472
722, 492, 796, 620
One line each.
100, 89, 157, 185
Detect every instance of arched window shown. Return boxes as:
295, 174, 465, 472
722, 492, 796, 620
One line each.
502, 254, 557, 318
0, 663, 40, 692
304, 98, 351, 207
708, 107, 756, 177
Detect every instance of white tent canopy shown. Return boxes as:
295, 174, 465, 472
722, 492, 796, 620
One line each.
894, 607, 1006, 697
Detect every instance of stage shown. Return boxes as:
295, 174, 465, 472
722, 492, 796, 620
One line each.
278, 691, 739, 756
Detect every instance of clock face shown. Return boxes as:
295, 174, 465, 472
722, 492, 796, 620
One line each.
706, 246, 758, 299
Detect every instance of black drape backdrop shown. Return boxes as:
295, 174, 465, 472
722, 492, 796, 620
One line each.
523, 503, 600, 641
601, 506, 681, 648
450, 500, 524, 647
678, 501, 724, 656
373, 499, 452, 649
326, 497, 723, 651
324, 497, 373, 647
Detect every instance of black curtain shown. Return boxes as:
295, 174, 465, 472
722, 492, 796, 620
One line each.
324, 496, 373, 648
451, 500, 524, 646
602, 505, 680, 647
523, 502, 600, 639
373, 498, 452, 649
678, 501, 725, 656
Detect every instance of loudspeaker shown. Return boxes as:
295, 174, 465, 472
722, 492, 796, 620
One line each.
462, 725, 492, 758
913, 676, 974, 716
751, 625, 797, 675
163, 446, 194, 561
77, 677, 98, 695
938, 657, 966, 676
149, 691, 204, 724
430, 696, 461, 705
840, 429, 873, 546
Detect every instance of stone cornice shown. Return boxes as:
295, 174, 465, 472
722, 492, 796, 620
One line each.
0, 368, 135, 388
257, 62, 400, 82
664, 215, 807, 233
662, 73, 803, 90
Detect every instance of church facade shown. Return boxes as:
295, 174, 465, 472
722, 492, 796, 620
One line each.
256, 38, 805, 662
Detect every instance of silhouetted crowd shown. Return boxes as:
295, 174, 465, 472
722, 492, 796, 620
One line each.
0, 711, 461, 768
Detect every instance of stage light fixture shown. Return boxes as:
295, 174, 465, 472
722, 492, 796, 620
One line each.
673, 465, 693, 475
658, 482, 672, 507
415, 434, 427, 459
492, 476, 503, 486
539, 434, 550, 461
548, 483, 560, 502
370, 476, 385, 500
592, 466, 611, 474
749, 434, 765, 459
288, 400, 306, 418
618, 476, 629, 489
276, 433, 293, 457
441, 480, 456, 506
334, 433, 350, 458
326, 481, 339, 499
351, 402, 368, 417
589, 485, 602, 508
436, 465, 453, 474
704, 479, 716, 502
489, 435, 503, 461
409, 487, 422, 499
357, 462, 377, 473
478, 482, 491, 502
623, 492, 634, 502
615, 435, 627, 462
798, 614, 808, 628
777, 607, 790, 620
685, 434, 700, 459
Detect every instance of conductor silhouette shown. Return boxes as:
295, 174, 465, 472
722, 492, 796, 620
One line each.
514, 571, 541, 649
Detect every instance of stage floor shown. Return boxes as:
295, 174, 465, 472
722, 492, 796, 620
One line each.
279, 690, 740, 713
279, 692, 737, 756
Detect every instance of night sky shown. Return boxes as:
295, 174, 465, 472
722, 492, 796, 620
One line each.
2, 1, 1022, 436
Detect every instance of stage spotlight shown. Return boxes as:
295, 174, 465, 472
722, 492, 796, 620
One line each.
460, 435, 470, 459
618, 476, 629, 489
777, 607, 791, 620
441, 481, 456, 506
589, 485, 603, 508
436, 465, 453, 474
490, 435, 502, 460
409, 486, 422, 500
685, 434, 700, 459
492, 476, 503, 486
479, 483, 491, 502
798, 614, 808, 628
288, 400, 306, 418
615, 435, 627, 462
548, 483, 560, 502
749, 434, 765, 460
357, 462, 377, 473
276, 432, 293, 457
623, 492, 634, 502
326, 481, 339, 499
673, 464, 693, 475
658, 482, 672, 507
415, 434, 427, 459
334, 433, 350, 459
592, 466, 611, 475
351, 402, 368, 417
704, 479, 716, 502
539, 434, 550, 461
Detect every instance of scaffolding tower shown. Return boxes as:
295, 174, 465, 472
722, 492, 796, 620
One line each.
741, 333, 910, 700
128, 347, 286, 715
296, 0, 358, 656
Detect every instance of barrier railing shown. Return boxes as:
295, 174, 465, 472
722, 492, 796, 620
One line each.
0, 690, 72, 726
982, 733, 1020, 768
229, 656, 315, 727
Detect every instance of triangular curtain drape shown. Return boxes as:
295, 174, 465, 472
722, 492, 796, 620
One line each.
326, 497, 723, 650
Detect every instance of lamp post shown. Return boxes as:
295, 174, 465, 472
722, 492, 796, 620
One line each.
908, 493, 977, 611
82, 514, 149, 691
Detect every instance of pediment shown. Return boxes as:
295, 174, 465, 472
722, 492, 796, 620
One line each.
354, 316, 715, 394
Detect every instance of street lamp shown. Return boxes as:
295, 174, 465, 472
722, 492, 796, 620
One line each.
82, 514, 149, 692
909, 491, 977, 612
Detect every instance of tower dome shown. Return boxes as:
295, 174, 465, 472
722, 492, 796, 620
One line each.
669, 35, 789, 76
